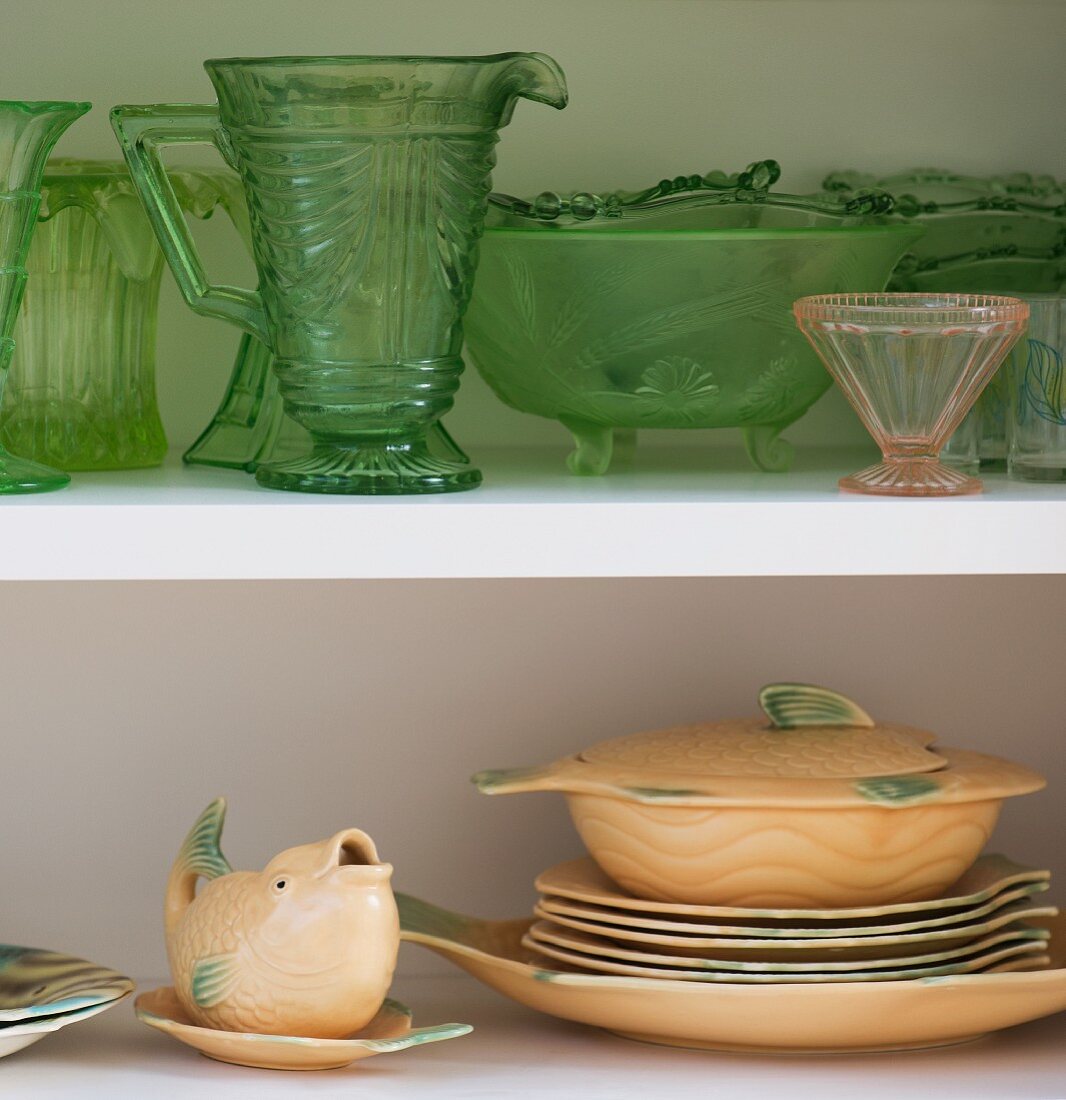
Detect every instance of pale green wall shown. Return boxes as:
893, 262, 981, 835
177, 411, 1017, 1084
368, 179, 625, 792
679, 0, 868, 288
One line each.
9, 0, 1063, 455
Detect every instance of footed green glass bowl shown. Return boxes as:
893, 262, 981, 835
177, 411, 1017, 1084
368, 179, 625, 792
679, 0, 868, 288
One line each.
464, 165, 922, 474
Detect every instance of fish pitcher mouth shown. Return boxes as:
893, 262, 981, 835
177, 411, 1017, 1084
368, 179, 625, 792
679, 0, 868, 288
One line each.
323, 829, 393, 882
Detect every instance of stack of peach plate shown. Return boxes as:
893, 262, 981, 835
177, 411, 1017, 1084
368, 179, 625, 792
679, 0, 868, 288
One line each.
526, 855, 1056, 985
438, 685, 1066, 1051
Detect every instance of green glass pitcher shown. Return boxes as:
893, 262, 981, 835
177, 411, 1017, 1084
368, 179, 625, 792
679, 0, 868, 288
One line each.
111, 53, 567, 494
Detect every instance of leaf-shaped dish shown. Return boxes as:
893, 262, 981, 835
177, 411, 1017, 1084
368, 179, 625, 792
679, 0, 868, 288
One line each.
135, 989, 472, 1071
0, 945, 133, 1021
398, 894, 1066, 1053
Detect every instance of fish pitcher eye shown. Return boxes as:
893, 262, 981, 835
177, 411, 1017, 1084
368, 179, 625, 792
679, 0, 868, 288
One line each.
271, 876, 289, 894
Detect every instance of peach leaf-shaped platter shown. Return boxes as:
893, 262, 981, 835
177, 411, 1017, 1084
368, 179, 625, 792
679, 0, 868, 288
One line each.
398, 893, 1066, 1053
135, 988, 472, 1071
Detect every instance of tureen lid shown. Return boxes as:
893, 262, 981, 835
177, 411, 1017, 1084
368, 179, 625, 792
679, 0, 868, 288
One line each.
579, 684, 945, 780
473, 683, 1046, 808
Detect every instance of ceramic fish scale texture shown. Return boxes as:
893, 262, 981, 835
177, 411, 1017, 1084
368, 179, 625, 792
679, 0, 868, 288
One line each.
581, 683, 943, 780
166, 799, 399, 1039
580, 724, 944, 779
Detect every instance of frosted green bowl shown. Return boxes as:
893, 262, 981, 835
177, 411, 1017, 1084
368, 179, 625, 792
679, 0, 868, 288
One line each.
464, 169, 922, 474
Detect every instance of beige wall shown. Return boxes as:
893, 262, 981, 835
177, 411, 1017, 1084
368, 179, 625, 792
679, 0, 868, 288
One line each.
2, 577, 1063, 975
7, 0, 1065, 452
0, 1, 1063, 977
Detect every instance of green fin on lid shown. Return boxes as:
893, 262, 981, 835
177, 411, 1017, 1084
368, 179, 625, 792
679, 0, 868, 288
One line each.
759, 683, 875, 730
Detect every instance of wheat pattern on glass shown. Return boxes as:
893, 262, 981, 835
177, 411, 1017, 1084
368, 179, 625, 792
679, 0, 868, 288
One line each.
504, 252, 538, 343
574, 285, 770, 371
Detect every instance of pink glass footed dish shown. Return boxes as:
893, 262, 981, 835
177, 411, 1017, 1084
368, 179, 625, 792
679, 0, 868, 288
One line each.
794, 294, 1029, 496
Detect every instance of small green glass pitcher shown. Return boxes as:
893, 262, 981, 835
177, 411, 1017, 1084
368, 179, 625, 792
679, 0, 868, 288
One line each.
112, 53, 567, 494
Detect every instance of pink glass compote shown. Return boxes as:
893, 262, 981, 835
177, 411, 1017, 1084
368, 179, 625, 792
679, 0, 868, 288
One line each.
794, 294, 1029, 496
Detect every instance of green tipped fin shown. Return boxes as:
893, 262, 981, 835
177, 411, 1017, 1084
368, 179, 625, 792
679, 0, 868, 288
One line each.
855, 775, 940, 805
759, 683, 874, 730
177, 798, 233, 883
191, 953, 240, 1007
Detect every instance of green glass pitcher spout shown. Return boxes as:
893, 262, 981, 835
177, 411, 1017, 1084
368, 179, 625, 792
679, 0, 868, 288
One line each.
202, 53, 567, 132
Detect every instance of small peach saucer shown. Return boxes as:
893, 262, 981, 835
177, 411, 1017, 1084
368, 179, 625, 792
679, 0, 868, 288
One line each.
135, 988, 472, 1071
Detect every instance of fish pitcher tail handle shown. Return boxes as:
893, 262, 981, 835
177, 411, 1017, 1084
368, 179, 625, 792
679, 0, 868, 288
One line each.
165, 798, 234, 940
110, 105, 269, 345
494, 53, 568, 124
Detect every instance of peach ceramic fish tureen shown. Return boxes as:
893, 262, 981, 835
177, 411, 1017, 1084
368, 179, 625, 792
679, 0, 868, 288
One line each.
165, 799, 399, 1039
474, 684, 1045, 908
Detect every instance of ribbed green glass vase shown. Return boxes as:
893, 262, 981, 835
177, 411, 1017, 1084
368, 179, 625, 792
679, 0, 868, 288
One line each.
1, 160, 249, 470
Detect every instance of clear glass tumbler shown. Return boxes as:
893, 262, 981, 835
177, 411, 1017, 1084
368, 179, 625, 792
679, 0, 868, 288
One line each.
1008, 294, 1066, 481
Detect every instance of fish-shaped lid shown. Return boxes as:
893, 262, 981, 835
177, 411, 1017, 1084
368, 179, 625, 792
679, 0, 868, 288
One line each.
473, 683, 1046, 808
578, 684, 946, 780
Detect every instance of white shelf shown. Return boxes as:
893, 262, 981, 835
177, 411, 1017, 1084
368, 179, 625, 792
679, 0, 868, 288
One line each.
8, 974, 1066, 1098
2, 447, 1066, 580
6, 446, 1064, 585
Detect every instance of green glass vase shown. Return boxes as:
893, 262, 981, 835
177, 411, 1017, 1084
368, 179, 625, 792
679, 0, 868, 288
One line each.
1, 160, 250, 470
112, 53, 567, 494
0, 102, 89, 493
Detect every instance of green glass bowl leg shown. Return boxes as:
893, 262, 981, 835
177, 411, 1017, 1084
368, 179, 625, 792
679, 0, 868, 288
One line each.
742, 421, 796, 473
560, 415, 615, 476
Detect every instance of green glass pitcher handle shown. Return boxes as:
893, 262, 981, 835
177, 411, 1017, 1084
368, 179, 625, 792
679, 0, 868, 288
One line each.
110, 104, 268, 344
